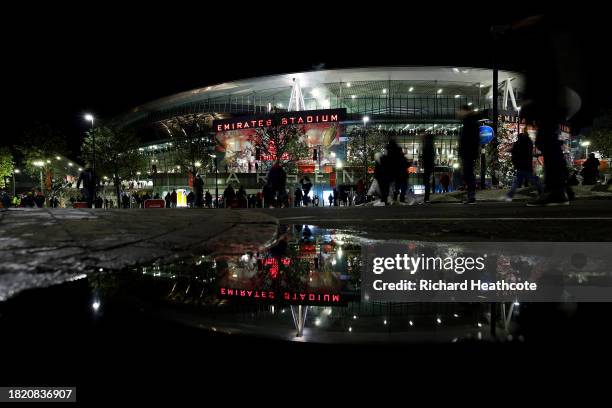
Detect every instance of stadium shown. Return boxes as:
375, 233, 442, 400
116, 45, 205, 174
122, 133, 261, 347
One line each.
113, 66, 532, 205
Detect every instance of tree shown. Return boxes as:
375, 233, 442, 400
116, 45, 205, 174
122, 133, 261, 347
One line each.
0, 147, 14, 189
171, 120, 216, 177
81, 126, 147, 205
16, 123, 68, 177
252, 125, 309, 173
588, 110, 612, 159
345, 128, 389, 180
589, 128, 612, 158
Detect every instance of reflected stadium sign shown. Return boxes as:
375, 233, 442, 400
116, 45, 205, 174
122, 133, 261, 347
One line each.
213, 108, 346, 132
219, 287, 342, 305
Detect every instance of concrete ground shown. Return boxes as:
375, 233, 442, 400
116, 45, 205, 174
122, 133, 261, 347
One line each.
250, 199, 612, 241
0, 208, 278, 301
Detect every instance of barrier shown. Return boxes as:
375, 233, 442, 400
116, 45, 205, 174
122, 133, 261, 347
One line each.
73, 202, 89, 208
144, 199, 166, 208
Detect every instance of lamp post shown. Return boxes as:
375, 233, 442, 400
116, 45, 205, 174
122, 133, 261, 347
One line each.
581, 140, 590, 158
362, 116, 370, 201
33, 161, 45, 203
12, 169, 20, 197
84, 113, 95, 197
210, 154, 218, 208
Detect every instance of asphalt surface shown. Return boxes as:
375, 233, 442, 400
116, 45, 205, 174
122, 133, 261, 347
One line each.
249, 200, 612, 241
0, 208, 278, 301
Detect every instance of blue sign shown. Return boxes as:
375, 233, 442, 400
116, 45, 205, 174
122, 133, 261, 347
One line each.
479, 125, 494, 144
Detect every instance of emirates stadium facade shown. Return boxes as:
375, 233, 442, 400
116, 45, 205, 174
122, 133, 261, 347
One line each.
114, 66, 528, 204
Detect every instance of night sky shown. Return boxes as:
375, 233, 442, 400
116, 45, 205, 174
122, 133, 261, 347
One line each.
5, 5, 610, 160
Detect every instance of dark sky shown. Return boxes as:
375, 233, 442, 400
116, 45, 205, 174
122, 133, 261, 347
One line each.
5, 5, 610, 159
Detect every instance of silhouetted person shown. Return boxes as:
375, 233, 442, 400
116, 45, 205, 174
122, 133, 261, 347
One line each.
300, 176, 312, 197
506, 16, 584, 205
294, 187, 303, 207
440, 173, 450, 193
328, 193, 333, 206
266, 161, 287, 207
421, 133, 435, 202
186, 191, 195, 208
223, 184, 236, 207
194, 174, 204, 208
581, 153, 600, 185
170, 189, 177, 208
164, 192, 171, 208
373, 152, 391, 205
458, 105, 480, 204
505, 132, 543, 200
205, 190, 212, 208
237, 185, 247, 208
76, 166, 97, 208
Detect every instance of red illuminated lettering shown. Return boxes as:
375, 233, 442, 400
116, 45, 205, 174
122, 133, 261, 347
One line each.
307, 116, 313, 123
269, 291, 275, 299
297, 117, 304, 124
236, 122, 243, 129
240, 290, 246, 296
220, 288, 226, 295
322, 115, 328, 122
331, 114, 338, 121
224, 124, 231, 131
323, 294, 330, 302
247, 291, 252, 297
228, 288, 233, 295
332, 294, 340, 302
284, 292, 290, 300
309, 294, 315, 301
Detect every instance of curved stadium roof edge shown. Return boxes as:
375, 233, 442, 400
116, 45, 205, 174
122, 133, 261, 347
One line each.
115, 65, 524, 126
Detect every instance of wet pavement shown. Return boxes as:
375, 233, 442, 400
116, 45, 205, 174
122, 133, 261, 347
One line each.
2, 223, 610, 347
0, 208, 277, 301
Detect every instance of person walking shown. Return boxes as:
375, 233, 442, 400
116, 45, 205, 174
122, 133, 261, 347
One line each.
581, 153, 600, 185
194, 173, 204, 208
504, 132, 543, 201
457, 105, 480, 204
440, 173, 450, 193
266, 161, 287, 208
294, 187, 303, 207
223, 184, 236, 208
205, 190, 212, 208
237, 185, 247, 208
76, 166, 97, 208
421, 133, 436, 203
170, 189, 178, 208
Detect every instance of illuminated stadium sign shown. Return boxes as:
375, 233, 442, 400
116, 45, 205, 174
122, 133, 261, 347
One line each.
213, 108, 346, 132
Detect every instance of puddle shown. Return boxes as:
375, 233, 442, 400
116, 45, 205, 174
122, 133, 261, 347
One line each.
3, 224, 610, 345
88, 225, 501, 344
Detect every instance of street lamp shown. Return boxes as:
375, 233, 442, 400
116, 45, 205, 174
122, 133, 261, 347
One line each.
581, 140, 591, 158
84, 113, 96, 198
33, 161, 45, 197
362, 116, 370, 191
12, 169, 20, 197
210, 154, 218, 208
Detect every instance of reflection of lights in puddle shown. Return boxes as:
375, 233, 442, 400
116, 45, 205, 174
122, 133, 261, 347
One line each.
409, 320, 414, 326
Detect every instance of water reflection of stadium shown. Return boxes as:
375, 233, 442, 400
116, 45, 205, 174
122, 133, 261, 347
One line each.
111, 225, 503, 344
